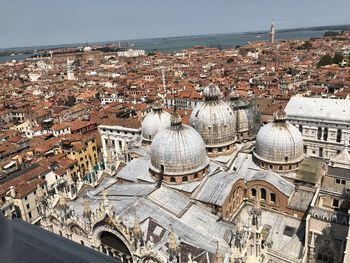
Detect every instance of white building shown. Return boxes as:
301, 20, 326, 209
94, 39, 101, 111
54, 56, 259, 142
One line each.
117, 49, 145, 58
285, 97, 350, 159
66, 58, 75, 81
98, 118, 141, 171
100, 93, 123, 105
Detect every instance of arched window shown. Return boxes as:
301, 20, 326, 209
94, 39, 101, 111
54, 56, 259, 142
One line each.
251, 188, 257, 197
317, 247, 334, 263
279, 166, 283, 171
269, 164, 273, 170
261, 188, 267, 201
270, 193, 276, 203
170, 177, 176, 183
285, 156, 289, 162
100, 231, 132, 259
182, 176, 188, 182
288, 165, 292, 170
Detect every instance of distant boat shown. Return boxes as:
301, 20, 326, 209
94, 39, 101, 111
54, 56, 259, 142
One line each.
256, 35, 262, 38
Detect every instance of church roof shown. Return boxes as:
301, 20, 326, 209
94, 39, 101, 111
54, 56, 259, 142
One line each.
193, 171, 243, 206
246, 170, 295, 197
330, 147, 350, 168
285, 97, 350, 124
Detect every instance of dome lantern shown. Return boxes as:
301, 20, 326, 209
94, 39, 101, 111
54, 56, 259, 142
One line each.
273, 105, 287, 122
170, 112, 182, 126
203, 83, 221, 101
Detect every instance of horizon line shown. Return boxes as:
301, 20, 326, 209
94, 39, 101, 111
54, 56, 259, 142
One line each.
1, 22, 349, 51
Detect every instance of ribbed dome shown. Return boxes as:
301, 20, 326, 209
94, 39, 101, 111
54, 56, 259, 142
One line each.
228, 92, 254, 135
190, 84, 236, 151
141, 103, 171, 142
254, 110, 304, 166
150, 113, 209, 176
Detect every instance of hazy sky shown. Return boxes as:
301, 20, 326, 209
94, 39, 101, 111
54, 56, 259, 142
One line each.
1, 0, 350, 48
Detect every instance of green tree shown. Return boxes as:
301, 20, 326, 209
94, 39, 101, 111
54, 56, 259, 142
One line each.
317, 54, 333, 68
304, 41, 313, 50
227, 57, 234, 64
333, 53, 344, 65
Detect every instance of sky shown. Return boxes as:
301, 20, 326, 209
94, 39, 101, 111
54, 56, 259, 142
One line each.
1, 0, 350, 49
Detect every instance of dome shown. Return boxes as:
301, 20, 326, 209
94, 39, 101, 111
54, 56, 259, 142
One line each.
253, 109, 304, 172
150, 112, 209, 183
141, 103, 171, 143
228, 91, 255, 140
83, 46, 92, 52
190, 84, 236, 155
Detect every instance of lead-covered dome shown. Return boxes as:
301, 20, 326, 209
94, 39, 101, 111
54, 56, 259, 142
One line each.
141, 102, 171, 143
190, 84, 236, 156
253, 108, 304, 172
150, 112, 209, 184
228, 91, 255, 141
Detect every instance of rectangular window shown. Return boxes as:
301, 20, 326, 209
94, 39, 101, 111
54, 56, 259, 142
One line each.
317, 127, 322, 140
336, 129, 342, 143
28, 212, 32, 219
341, 180, 346, 185
26, 204, 30, 209
332, 199, 339, 208
319, 148, 323, 158
323, 128, 328, 141
335, 178, 341, 184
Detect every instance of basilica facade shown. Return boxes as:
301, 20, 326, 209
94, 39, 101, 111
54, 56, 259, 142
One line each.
37, 84, 350, 263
